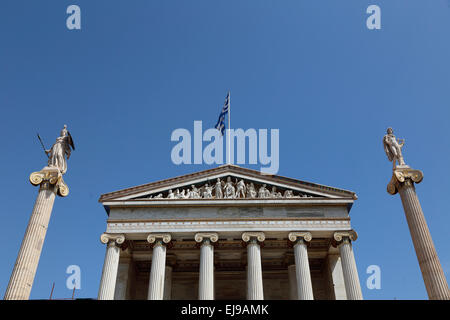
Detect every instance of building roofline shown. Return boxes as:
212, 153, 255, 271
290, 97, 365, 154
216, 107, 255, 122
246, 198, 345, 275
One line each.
98, 165, 357, 202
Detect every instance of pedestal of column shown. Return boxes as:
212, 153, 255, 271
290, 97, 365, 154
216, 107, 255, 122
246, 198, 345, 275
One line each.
195, 233, 219, 300
242, 232, 265, 300
98, 233, 125, 300
388, 167, 449, 300
288, 232, 314, 300
333, 231, 362, 300
147, 233, 171, 300
4, 167, 68, 300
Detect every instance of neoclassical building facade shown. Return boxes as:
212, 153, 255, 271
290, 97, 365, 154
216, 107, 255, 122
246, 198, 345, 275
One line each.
97, 165, 363, 300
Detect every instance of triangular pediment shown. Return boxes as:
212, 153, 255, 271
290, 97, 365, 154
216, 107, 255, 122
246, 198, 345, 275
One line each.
99, 165, 357, 202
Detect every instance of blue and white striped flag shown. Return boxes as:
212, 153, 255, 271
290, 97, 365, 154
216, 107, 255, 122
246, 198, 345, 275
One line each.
214, 92, 230, 135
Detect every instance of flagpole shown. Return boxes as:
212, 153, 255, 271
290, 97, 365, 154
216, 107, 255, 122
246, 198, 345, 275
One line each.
227, 91, 231, 164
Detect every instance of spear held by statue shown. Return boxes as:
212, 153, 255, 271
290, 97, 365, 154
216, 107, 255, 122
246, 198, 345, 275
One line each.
37, 133, 49, 159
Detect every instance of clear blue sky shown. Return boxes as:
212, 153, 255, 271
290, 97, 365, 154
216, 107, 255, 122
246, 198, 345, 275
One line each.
0, 0, 449, 300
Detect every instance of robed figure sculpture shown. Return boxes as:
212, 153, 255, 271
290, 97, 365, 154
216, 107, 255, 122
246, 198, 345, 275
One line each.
45, 125, 75, 175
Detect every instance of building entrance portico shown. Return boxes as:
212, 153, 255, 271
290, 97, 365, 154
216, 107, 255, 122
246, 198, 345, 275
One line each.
97, 165, 363, 300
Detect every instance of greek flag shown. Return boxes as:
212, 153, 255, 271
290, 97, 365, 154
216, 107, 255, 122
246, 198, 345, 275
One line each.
214, 92, 230, 135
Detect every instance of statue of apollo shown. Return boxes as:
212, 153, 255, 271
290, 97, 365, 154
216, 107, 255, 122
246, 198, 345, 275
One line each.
383, 127, 406, 169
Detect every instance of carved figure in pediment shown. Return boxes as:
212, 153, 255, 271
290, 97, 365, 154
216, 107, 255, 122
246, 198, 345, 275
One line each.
270, 186, 282, 198
203, 183, 213, 198
284, 190, 294, 198
235, 179, 246, 198
154, 193, 163, 199
224, 177, 236, 199
246, 183, 257, 198
258, 184, 269, 198
215, 178, 224, 199
191, 185, 201, 199
270, 186, 276, 198
174, 189, 183, 199
167, 189, 175, 199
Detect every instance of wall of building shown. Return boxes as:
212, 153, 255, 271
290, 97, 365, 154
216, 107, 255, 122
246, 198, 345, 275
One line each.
109, 205, 349, 221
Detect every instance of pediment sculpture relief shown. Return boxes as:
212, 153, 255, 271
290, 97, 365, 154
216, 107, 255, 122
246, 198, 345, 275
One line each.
144, 177, 315, 200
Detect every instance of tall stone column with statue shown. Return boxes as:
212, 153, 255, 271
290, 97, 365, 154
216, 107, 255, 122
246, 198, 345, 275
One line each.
383, 127, 449, 300
4, 126, 75, 300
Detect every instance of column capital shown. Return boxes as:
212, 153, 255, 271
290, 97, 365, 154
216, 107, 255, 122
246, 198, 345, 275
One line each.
242, 232, 265, 243
333, 230, 358, 244
195, 232, 219, 243
288, 232, 312, 243
147, 233, 172, 246
100, 233, 125, 246
29, 166, 69, 197
387, 167, 423, 195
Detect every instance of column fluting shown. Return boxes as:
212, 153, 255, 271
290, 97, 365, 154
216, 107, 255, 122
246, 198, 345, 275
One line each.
288, 232, 314, 300
195, 233, 218, 300
398, 181, 450, 300
334, 231, 363, 300
387, 166, 449, 300
147, 233, 171, 300
4, 182, 57, 300
97, 233, 125, 300
242, 232, 265, 300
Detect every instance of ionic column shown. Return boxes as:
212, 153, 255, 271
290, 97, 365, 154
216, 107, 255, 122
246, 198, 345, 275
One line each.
4, 167, 68, 300
333, 231, 363, 300
288, 232, 314, 300
242, 232, 265, 300
388, 168, 450, 300
147, 233, 171, 300
195, 233, 219, 300
97, 233, 125, 300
